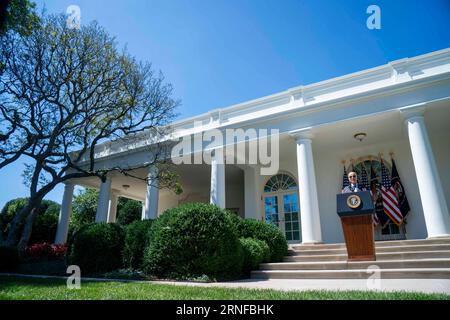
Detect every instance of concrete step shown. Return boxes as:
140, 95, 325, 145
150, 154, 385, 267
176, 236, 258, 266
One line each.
284, 250, 450, 262
288, 244, 450, 256
289, 238, 450, 251
251, 268, 450, 279
260, 258, 450, 270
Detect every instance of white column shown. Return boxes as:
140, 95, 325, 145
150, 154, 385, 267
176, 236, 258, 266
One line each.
401, 106, 450, 238
210, 149, 226, 208
107, 192, 119, 223
96, 177, 112, 222
244, 166, 260, 220
143, 166, 159, 220
54, 183, 75, 244
291, 129, 322, 244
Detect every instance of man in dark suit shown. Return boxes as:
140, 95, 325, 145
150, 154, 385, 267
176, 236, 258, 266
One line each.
342, 172, 366, 193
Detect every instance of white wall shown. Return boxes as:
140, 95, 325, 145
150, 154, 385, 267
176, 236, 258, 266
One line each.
156, 165, 245, 216
157, 190, 179, 215
429, 130, 450, 217
226, 173, 245, 218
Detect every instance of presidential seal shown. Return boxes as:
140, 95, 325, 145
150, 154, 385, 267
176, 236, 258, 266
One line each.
347, 194, 362, 209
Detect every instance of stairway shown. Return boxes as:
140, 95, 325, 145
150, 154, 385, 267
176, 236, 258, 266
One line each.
251, 238, 450, 279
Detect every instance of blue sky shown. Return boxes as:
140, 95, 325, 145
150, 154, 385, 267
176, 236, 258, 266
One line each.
1, 0, 449, 208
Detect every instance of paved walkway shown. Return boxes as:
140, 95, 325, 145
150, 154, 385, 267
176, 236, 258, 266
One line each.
151, 278, 450, 294
3, 273, 450, 295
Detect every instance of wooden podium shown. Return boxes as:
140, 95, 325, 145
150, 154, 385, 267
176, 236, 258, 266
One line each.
337, 191, 376, 262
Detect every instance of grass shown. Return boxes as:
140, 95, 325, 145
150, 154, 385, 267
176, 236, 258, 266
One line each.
0, 275, 449, 300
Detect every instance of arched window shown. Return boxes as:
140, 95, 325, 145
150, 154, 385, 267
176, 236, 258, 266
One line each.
263, 173, 301, 242
350, 158, 390, 185
264, 173, 297, 193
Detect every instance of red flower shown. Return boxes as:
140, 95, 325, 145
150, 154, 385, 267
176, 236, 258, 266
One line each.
25, 243, 68, 260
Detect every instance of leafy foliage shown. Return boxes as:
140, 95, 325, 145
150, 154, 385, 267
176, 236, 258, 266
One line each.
70, 188, 98, 234
0, 0, 39, 36
123, 219, 154, 270
239, 237, 270, 274
116, 198, 142, 225
237, 218, 288, 262
0, 198, 60, 245
143, 203, 243, 280
68, 223, 125, 274
69, 188, 143, 237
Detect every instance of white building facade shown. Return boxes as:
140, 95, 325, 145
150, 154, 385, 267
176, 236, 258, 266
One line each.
55, 48, 450, 245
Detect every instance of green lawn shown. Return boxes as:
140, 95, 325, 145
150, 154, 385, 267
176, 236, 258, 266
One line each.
0, 275, 449, 300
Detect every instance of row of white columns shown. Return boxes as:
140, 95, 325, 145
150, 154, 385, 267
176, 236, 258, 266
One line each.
54, 167, 161, 244
55, 156, 225, 245
55, 157, 225, 244
55, 104, 450, 244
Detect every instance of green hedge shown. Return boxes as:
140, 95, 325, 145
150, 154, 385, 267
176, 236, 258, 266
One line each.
239, 237, 270, 274
0, 246, 19, 272
68, 223, 125, 274
237, 218, 288, 262
123, 219, 154, 270
116, 199, 142, 225
143, 203, 243, 280
29, 202, 60, 244
0, 198, 60, 245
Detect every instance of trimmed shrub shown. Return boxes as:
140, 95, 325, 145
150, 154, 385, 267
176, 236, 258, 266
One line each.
143, 203, 243, 280
68, 223, 125, 274
0, 198, 60, 245
123, 219, 154, 270
237, 219, 288, 262
0, 246, 19, 272
225, 209, 242, 226
116, 199, 142, 225
239, 237, 270, 274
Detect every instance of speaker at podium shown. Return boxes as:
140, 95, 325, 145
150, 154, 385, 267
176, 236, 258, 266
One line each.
336, 190, 376, 262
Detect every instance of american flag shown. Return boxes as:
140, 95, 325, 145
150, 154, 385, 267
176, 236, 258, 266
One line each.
381, 159, 403, 225
342, 165, 349, 191
370, 163, 384, 226
360, 162, 369, 190
368, 163, 380, 226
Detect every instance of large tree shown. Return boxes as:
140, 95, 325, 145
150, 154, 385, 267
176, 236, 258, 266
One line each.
0, 0, 38, 35
0, 13, 179, 252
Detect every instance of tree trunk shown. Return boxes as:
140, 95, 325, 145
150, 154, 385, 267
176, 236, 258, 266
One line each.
17, 207, 39, 258
2, 196, 42, 247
